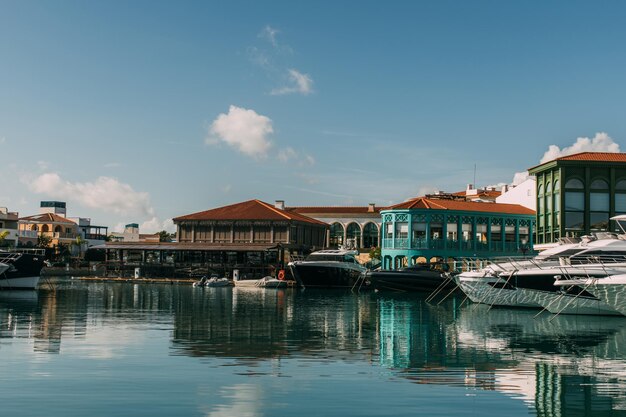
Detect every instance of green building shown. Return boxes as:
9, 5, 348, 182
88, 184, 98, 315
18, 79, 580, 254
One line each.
528, 152, 626, 244
380, 196, 535, 269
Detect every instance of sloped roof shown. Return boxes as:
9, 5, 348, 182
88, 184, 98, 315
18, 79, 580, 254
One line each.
386, 197, 535, 215
529, 152, 626, 170
19, 213, 77, 224
287, 206, 384, 214
173, 199, 328, 226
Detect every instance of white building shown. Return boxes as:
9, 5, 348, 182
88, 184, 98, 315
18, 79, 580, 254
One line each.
496, 177, 536, 211
0, 207, 19, 248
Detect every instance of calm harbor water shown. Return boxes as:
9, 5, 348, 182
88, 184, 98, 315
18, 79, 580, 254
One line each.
2, 278, 626, 416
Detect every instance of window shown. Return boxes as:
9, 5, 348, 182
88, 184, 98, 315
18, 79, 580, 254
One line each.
446, 221, 457, 241
346, 223, 361, 247
395, 222, 408, 239
564, 177, 585, 231
412, 222, 426, 241
363, 223, 379, 248
590, 179, 609, 231
330, 223, 344, 247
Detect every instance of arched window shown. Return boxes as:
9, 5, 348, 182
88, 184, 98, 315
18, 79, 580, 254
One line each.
565, 178, 584, 189
329, 223, 344, 247
590, 179, 609, 231
564, 177, 585, 231
41, 224, 49, 233
31, 225, 38, 231
537, 184, 545, 230
362, 223, 379, 248
346, 223, 361, 248
553, 180, 561, 223
54, 225, 62, 233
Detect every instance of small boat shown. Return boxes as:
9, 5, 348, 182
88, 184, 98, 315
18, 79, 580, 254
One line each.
193, 275, 232, 287
0, 250, 45, 290
233, 276, 290, 288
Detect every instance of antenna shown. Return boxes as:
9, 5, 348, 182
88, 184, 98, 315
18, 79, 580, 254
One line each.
473, 164, 476, 187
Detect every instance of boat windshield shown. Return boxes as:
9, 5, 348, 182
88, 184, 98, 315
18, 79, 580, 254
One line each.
305, 253, 357, 263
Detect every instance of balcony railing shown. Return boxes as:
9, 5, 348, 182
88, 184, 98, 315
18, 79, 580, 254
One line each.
382, 236, 528, 253
18, 231, 78, 239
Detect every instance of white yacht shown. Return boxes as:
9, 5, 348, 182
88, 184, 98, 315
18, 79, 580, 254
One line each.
457, 234, 626, 315
288, 249, 367, 289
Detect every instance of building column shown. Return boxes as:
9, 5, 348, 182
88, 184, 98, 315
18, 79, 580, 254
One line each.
191, 225, 195, 243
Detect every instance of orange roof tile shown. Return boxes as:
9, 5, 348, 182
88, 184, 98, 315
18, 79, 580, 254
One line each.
386, 197, 535, 215
529, 152, 626, 170
173, 199, 328, 226
19, 213, 78, 224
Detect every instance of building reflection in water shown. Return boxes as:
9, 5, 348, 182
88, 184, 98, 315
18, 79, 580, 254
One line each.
1, 279, 626, 416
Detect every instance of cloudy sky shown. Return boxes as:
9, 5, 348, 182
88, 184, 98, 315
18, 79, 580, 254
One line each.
2, 1, 626, 233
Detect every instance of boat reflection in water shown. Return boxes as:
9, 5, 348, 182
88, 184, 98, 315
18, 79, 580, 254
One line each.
2, 279, 626, 416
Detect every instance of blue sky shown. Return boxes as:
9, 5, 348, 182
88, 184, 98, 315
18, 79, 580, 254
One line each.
2, 0, 626, 232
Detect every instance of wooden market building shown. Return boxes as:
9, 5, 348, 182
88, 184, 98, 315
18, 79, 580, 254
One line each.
100, 199, 328, 279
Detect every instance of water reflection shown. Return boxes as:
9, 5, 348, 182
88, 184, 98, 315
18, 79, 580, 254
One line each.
1, 278, 626, 416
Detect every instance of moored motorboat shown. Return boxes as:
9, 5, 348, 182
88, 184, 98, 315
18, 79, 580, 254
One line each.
233, 276, 290, 288
0, 250, 46, 290
193, 275, 232, 287
457, 234, 626, 314
288, 249, 368, 289
365, 263, 455, 292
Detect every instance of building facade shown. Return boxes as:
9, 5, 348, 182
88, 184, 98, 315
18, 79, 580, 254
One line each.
380, 196, 535, 269
528, 152, 626, 244
100, 199, 329, 279
285, 202, 382, 250
0, 207, 19, 248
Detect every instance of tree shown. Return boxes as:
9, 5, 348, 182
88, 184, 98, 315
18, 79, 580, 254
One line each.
71, 235, 87, 259
37, 234, 52, 248
0, 230, 9, 247
157, 230, 172, 242
369, 246, 381, 261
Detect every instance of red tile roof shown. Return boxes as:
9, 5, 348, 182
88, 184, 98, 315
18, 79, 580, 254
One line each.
287, 206, 383, 214
173, 200, 328, 226
386, 197, 535, 215
530, 152, 626, 170
19, 213, 78, 224
452, 190, 502, 198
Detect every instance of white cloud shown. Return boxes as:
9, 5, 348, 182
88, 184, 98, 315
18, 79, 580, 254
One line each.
207, 105, 273, 158
270, 69, 314, 96
140, 217, 175, 234
512, 171, 530, 185
277, 146, 315, 166
26, 172, 154, 217
259, 25, 279, 47
539, 132, 620, 163
277, 147, 297, 162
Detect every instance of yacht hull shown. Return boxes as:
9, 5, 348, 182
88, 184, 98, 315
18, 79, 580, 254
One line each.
289, 263, 366, 289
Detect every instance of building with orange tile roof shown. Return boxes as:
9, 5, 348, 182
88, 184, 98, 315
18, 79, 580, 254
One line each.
381, 195, 535, 269
528, 152, 626, 244
285, 201, 382, 250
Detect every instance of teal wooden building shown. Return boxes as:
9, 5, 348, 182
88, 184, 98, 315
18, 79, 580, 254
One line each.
380, 196, 536, 269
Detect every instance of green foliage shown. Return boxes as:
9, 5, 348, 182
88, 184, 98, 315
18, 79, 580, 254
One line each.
369, 246, 381, 260
37, 234, 52, 248
157, 230, 172, 242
